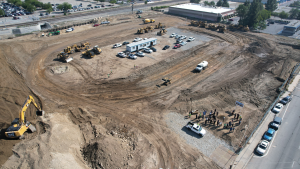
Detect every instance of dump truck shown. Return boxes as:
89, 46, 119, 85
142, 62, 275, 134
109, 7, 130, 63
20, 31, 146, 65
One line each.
155, 22, 165, 29
144, 19, 155, 24
157, 28, 167, 36
185, 121, 206, 136
195, 61, 208, 72
57, 52, 73, 62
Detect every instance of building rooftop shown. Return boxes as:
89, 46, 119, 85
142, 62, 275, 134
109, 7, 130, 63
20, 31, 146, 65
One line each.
170, 3, 234, 14
127, 38, 157, 47
284, 20, 300, 28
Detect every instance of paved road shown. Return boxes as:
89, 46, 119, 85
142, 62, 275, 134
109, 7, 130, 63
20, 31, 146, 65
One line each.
247, 82, 300, 169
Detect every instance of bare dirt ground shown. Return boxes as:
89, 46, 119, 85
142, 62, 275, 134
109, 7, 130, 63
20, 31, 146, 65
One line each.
0, 11, 300, 169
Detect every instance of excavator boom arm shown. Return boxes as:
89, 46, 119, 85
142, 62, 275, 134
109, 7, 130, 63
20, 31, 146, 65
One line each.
19, 95, 42, 125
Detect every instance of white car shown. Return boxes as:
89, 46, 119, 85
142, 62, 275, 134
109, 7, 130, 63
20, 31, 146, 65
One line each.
272, 103, 283, 114
143, 38, 148, 40
180, 35, 187, 39
113, 43, 122, 48
66, 28, 74, 32
101, 21, 110, 24
170, 33, 177, 38
143, 48, 153, 53
118, 52, 126, 58
133, 38, 142, 42
185, 121, 206, 136
256, 140, 269, 155
128, 54, 137, 59
188, 37, 195, 41
136, 51, 145, 57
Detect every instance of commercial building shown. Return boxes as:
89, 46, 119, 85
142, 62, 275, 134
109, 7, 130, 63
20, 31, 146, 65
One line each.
126, 38, 157, 52
168, 3, 236, 21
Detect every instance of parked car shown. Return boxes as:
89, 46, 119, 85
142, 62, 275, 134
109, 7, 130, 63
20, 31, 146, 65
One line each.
94, 5, 101, 8
175, 34, 180, 39
180, 41, 187, 46
94, 24, 100, 27
118, 52, 126, 58
272, 103, 283, 114
128, 53, 137, 59
280, 96, 292, 105
113, 43, 122, 48
174, 44, 181, 49
270, 116, 282, 130
143, 48, 153, 53
185, 121, 206, 136
39, 13, 44, 16
66, 28, 74, 32
149, 46, 156, 52
263, 128, 275, 141
176, 40, 183, 44
136, 51, 145, 57
101, 21, 110, 24
143, 38, 148, 40
229, 18, 234, 21
170, 33, 177, 38
180, 35, 187, 39
163, 45, 170, 50
187, 37, 195, 42
256, 140, 269, 155
101, 5, 105, 7
133, 37, 142, 42
122, 41, 129, 45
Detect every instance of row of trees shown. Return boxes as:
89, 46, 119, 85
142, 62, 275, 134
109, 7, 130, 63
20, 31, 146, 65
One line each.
204, 1, 215, 6
216, 0, 229, 7
236, 0, 271, 29
7, 0, 53, 13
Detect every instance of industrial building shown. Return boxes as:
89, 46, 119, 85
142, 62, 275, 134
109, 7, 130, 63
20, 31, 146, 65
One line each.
168, 3, 236, 21
126, 38, 157, 52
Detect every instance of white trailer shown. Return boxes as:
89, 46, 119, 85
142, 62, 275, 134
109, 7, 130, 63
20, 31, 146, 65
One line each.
195, 61, 208, 72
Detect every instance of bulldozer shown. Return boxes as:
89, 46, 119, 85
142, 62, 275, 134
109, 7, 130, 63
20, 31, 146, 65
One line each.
82, 45, 102, 58
137, 28, 145, 34
145, 26, 154, 33
218, 24, 227, 33
155, 22, 166, 29
74, 42, 90, 52
209, 24, 218, 31
200, 21, 207, 28
57, 51, 73, 62
63, 46, 75, 54
5, 95, 44, 139
157, 78, 171, 87
157, 28, 167, 36
191, 20, 199, 26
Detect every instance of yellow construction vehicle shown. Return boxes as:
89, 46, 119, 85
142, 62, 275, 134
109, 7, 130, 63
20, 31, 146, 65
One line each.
155, 22, 166, 29
243, 25, 250, 32
63, 46, 75, 54
5, 95, 44, 139
208, 24, 218, 31
145, 26, 154, 33
200, 21, 207, 28
137, 28, 145, 34
82, 45, 101, 58
74, 42, 90, 52
143, 19, 155, 24
218, 25, 227, 33
157, 28, 167, 36
57, 51, 73, 62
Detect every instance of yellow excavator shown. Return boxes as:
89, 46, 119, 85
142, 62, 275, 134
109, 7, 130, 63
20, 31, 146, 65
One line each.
5, 95, 44, 139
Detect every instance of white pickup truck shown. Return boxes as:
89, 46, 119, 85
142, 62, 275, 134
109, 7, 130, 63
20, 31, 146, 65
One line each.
185, 121, 206, 136
195, 61, 208, 72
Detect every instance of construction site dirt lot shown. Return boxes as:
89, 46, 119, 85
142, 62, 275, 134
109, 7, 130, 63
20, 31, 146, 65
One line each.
0, 11, 300, 169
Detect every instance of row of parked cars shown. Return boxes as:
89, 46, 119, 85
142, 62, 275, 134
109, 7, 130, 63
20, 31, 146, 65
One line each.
256, 96, 291, 155
1, 3, 32, 17
170, 33, 195, 49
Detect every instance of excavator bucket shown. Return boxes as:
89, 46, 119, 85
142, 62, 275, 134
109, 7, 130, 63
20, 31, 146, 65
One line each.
36, 110, 44, 116
65, 57, 74, 63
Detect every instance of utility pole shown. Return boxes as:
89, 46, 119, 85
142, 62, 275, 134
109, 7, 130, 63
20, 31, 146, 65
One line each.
131, 1, 134, 14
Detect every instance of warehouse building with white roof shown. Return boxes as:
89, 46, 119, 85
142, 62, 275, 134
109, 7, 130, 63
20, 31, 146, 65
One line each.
168, 3, 236, 21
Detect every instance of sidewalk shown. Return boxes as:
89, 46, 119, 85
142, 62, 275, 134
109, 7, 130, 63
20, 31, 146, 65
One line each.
232, 73, 300, 169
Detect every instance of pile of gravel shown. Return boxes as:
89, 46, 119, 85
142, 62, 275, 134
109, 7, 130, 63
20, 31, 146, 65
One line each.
165, 112, 234, 157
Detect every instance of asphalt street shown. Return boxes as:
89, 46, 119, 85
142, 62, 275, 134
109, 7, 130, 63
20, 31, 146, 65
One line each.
246, 82, 300, 169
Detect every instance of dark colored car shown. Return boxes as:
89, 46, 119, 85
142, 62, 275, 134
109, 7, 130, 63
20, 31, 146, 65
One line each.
39, 13, 44, 16
229, 18, 234, 21
163, 45, 170, 50
280, 96, 292, 105
123, 41, 129, 45
270, 116, 282, 130
149, 46, 156, 52
101, 5, 105, 7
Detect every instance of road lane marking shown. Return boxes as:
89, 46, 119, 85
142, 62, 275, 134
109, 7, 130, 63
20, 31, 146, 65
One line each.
292, 161, 295, 168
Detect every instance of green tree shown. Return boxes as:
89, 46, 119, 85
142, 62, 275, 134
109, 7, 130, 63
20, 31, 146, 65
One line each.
26, 4, 36, 12
100, 0, 106, 2
265, 0, 277, 12
246, 0, 263, 28
236, 4, 249, 26
279, 11, 289, 19
204, 1, 209, 5
222, 0, 229, 7
289, 8, 300, 19
190, 0, 201, 3
57, 2, 72, 13
145, 0, 147, 4
42, 3, 52, 9
216, 0, 223, 6
109, 0, 117, 4
257, 20, 266, 31
244, 0, 250, 7
46, 8, 53, 14
15, 1, 22, 6
0, 9, 4, 16
210, 1, 215, 6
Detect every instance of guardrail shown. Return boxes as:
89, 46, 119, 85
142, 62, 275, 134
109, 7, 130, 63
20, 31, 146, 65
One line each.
237, 62, 300, 154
